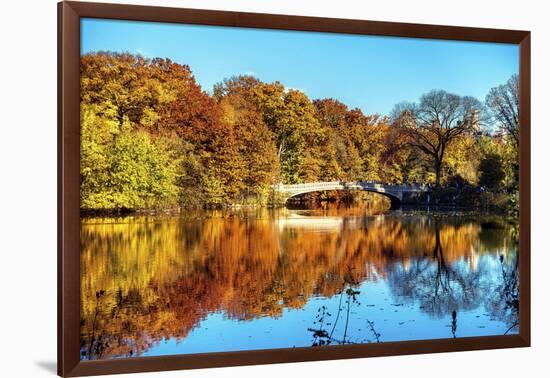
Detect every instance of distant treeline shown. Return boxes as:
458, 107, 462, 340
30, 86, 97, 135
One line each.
80, 52, 519, 212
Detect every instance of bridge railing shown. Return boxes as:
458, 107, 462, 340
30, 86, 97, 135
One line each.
274, 181, 429, 192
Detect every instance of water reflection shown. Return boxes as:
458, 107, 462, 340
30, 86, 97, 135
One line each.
80, 210, 519, 360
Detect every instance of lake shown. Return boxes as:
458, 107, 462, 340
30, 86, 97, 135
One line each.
80, 207, 519, 360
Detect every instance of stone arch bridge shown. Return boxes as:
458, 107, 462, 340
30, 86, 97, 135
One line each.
274, 181, 430, 208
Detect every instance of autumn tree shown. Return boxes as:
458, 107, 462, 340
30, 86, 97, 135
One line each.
152, 58, 222, 144
485, 74, 519, 147
313, 99, 354, 181
81, 52, 161, 128
79, 51, 517, 210
219, 92, 279, 203
443, 134, 480, 185
201, 126, 244, 206
214, 76, 322, 184
81, 52, 257, 209
313, 99, 394, 182
345, 110, 395, 182
392, 90, 483, 186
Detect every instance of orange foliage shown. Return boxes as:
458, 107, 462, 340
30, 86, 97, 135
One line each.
80, 212, 514, 359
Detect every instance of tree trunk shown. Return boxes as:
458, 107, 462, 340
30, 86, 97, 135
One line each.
434, 159, 442, 187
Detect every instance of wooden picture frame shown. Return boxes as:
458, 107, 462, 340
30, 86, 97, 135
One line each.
58, 1, 531, 376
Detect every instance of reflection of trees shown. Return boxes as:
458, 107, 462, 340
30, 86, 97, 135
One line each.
80, 213, 516, 359
308, 268, 370, 346
386, 218, 519, 338
387, 219, 486, 318
485, 253, 519, 334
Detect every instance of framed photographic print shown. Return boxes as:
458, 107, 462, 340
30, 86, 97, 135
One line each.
58, 1, 531, 376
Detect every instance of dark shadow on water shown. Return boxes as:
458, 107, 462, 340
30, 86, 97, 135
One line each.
35, 361, 57, 375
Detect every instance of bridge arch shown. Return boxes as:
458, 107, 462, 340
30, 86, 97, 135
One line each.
284, 187, 402, 209
274, 181, 429, 209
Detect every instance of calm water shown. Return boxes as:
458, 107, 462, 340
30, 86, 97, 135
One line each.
80, 208, 519, 360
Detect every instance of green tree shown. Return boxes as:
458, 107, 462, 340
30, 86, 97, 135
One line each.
80, 103, 119, 208
478, 135, 518, 189
81, 126, 179, 211
479, 153, 506, 190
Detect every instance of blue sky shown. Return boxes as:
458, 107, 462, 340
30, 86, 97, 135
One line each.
81, 18, 518, 116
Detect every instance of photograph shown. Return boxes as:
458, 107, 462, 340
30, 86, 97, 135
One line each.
78, 17, 521, 361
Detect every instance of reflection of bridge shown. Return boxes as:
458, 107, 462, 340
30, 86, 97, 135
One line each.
274, 181, 430, 208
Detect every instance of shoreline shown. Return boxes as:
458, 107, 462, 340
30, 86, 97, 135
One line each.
79, 203, 513, 219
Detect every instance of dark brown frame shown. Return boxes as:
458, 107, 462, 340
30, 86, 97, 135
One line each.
58, 1, 531, 376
